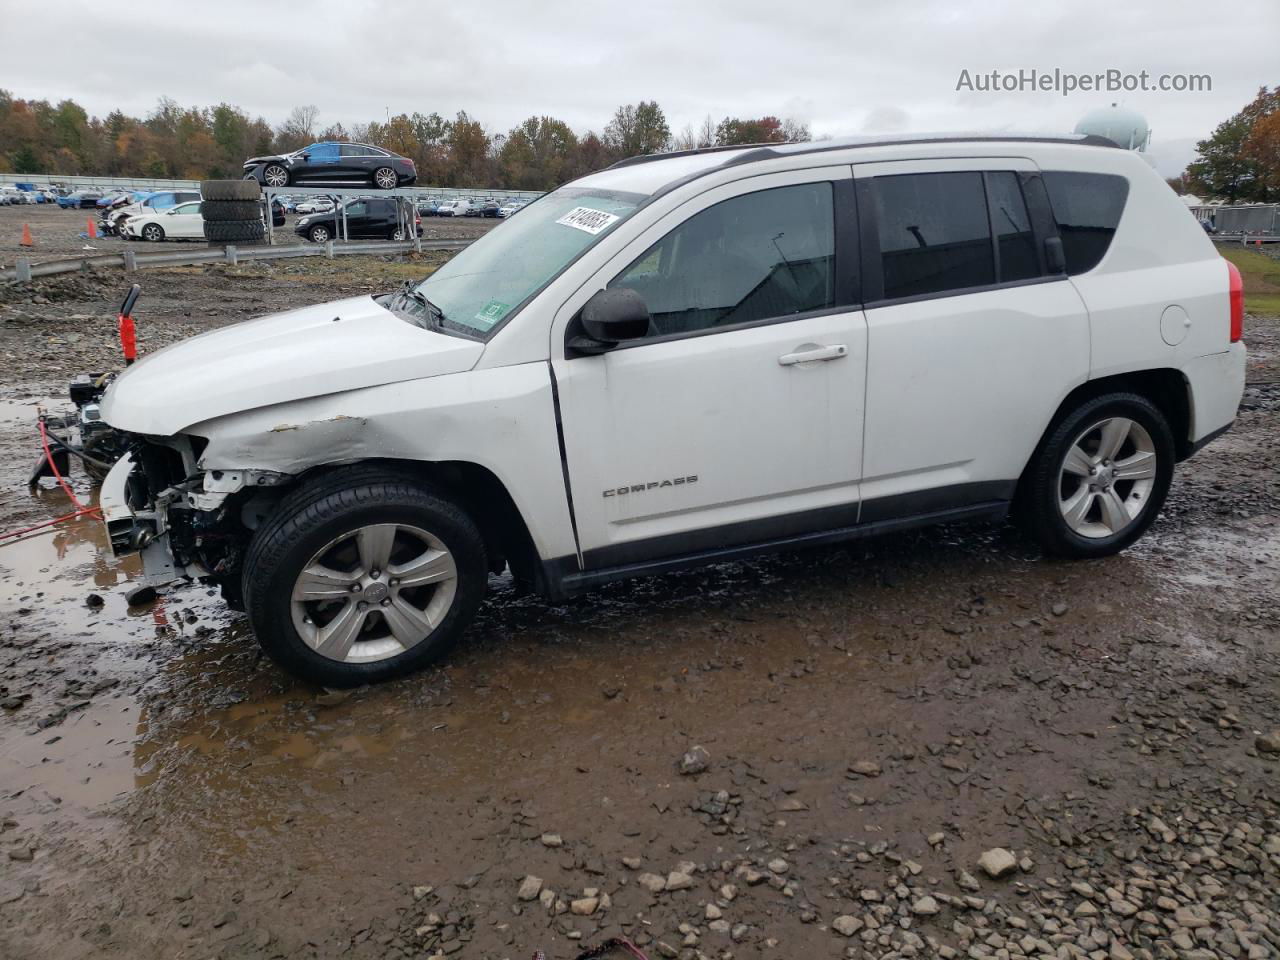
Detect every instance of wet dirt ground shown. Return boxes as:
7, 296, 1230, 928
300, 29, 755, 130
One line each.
1, 254, 1278, 960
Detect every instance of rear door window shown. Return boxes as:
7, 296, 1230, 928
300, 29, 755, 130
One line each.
1041, 172, 1129, 274
871, 172, 994, 300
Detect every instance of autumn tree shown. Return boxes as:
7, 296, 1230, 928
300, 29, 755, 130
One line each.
604, 101, 670, 158
1185, 86, 1280, 202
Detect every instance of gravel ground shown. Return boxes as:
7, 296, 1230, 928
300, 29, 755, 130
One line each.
0, 247, 1277, 960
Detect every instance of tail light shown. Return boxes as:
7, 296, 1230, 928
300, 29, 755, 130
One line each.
1227, 260, 1243, 343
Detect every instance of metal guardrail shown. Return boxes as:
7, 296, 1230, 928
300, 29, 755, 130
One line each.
2, 238, 470, 283
0, 171, 543, 203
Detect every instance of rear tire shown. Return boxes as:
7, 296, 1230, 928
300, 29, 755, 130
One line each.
308, 224, 331, 243
373, 166, 398, 190
242, 468, 487, 687
1019, 393, 1174, 558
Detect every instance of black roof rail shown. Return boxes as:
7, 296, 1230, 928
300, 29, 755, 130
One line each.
605, 132, 1121, 173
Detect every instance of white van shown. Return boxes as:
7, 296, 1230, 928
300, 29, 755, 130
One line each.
97, 133, 1246, 685
437, 199, 472, 217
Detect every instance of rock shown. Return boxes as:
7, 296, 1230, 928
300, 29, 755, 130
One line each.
540, 833, 563, 847
516, 876, 543, 901
767, 858, 789, 874
1255, 731, 1280, 754
8, 847, 33, 862
927, 832, 946, 846
1051, 602, 1069, 617
912, 896, 940, 916
848, 760, 881, 777
665, 871, 694, 891
730, 923, 749, 943
570, 897, 599, 916
412, 885, 433, 901
124, 584, 158, 607
85, 593, 104, 608
679, 745, 710, 775
957, 870, 981, 891
977, 848, 1018, 879
637, 873, 666, 894
719, 883, 737, 901
705, 903, 722, 920
708, 920, 731, 935
621, 856, 641, 870
831, 915, 864, 937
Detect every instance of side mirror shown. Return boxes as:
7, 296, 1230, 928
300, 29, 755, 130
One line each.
1044, 236, 1067, 275
568, 288, 650, 356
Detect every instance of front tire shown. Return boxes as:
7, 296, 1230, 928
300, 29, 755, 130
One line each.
242, 469, 487, 687
1019, 393, 1174, 558
142, 223, 164, 242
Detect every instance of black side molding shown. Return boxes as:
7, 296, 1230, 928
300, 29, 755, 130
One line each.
543, 498, 1010, 600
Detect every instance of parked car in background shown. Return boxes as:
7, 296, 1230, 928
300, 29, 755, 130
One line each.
56, 190, 104, 208
294, 198, 335, 215
294, 197, 416, 243
417, 200, 443, 217
475, 201, 502, 218
497, 201, 526, 217
99, 191, 157, 236
0, 186, 25, 205
243, 142, 417, 190
121, 200, 205, 241
97, 191, 132, 208
436, 199, 471, 217
111, 190, 200, 237
274, 195, 298, 213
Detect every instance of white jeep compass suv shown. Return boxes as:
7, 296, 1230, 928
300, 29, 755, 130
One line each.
97, 133, 1247, 686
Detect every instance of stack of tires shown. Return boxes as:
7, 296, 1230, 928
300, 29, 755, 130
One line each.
200, 180, 267, 246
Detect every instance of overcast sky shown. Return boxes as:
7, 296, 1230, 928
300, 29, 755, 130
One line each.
3, 0, 1276, 178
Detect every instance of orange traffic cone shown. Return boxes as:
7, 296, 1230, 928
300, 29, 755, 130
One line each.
20, 223, 34, 247
86, 217, 97, 239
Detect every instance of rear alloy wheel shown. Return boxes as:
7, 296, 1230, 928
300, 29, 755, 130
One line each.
242, 469, 487, 686
142, 223, 164, 242
309, 224, 330, 243
262, 164, 289, 188
1057, 417, 1157, 540
373, 166, 398, 190
1019, 393, 1174, 558
390, 227, 407, 241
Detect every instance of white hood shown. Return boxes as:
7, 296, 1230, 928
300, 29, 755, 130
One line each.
100, 295, 484, 435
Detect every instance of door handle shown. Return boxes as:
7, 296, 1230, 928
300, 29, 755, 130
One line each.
778, 344, 848, 366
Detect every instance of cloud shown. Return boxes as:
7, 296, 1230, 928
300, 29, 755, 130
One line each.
0, 0, 1274, 176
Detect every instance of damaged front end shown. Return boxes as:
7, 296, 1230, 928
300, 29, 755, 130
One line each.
100, 434, 289, 604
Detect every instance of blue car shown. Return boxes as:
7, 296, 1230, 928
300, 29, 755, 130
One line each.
58, 190, 104, 209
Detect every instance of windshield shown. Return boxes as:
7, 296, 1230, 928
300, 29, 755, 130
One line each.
405, 185, 644, 337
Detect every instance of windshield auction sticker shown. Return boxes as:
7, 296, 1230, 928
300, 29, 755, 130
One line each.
473, 300, 510, 330
555, 206, 621, 235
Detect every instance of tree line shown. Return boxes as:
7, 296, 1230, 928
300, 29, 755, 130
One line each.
1178, 85, 1279, 203
0, 91, 811, 191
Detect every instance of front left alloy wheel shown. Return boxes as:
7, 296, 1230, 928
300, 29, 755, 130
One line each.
243, 469, 487, 686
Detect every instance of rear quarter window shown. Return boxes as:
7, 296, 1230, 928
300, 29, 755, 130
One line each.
1042, 172, 1129, 275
